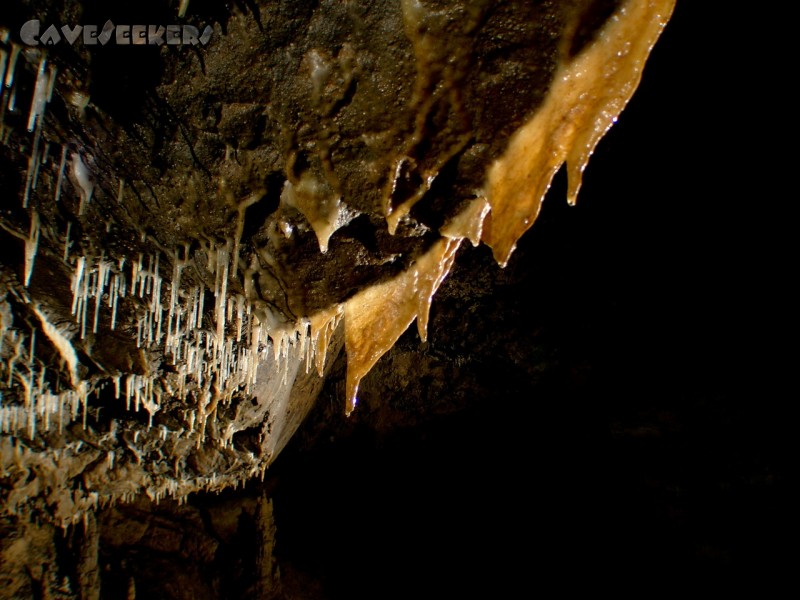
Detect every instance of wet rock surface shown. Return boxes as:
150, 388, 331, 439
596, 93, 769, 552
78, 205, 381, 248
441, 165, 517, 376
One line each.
1, 1, 790, 598
1, 0, 617, 532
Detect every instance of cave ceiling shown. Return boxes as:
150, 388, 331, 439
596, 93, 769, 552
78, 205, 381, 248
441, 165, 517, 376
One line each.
0, 0, 675, 529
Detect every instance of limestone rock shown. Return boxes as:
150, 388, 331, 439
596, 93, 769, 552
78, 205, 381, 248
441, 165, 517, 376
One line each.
1, 1, 675, 597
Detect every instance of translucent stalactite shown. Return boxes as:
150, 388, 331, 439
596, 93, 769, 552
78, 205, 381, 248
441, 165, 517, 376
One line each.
309, 305, 344, 377
343, 237, 461, 415
483, 0, 676, 266
281, 174, 354, 253
440, 197, 490, 246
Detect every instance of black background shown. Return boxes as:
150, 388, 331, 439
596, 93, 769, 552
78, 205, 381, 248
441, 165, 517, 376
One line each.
269, 2, 791, 596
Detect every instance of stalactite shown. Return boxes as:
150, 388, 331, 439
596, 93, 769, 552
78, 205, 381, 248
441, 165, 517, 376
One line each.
54, 144, 68, 204
6, 84, 16, 112
92, 260, 111, 334
179, 0, 191, 19
0, 49, 7, 99
23, 210, 40, 287
0, 0, 675, 520
483, 0, 676, 266
80, 260, 89, 340
22, 107, 43, 209
70, 152, 94, 216
214, 242, 230, 355
236, 295, 245, 343
62, 221, 71, 262
309, 305, 343, 377
440, 197, 490, 247
3, 44, 20, 89
110, 273, 120, 330
26, 55, 49, 133
32, 305, 79, 387
343, 237, 461, 415
70, 257, 85, 315
281, 174, 355, 253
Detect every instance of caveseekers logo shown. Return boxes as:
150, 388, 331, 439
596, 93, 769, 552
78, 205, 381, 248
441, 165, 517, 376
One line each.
20, 19, 214, 47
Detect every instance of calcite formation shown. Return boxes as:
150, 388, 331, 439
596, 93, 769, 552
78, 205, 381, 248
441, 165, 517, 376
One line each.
0, 1, 674, 587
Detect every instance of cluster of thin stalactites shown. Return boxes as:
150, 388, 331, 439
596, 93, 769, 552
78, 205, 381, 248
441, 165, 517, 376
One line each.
0, 0, 675, 517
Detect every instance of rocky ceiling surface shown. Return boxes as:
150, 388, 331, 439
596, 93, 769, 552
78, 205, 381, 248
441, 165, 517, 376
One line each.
5, 0, 787, 598
0, 0, 673, 522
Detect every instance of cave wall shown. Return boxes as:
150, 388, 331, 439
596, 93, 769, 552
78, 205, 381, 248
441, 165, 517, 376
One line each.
0, 0, 672, 527
17, 0, 785, 595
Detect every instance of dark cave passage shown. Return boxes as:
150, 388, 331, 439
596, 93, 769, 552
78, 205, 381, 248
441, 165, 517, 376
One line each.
0, 2, 789, 598
267, 2, 789, 593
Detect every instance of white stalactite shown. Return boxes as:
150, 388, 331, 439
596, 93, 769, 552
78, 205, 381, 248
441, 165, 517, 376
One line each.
23, 210, 40, 287
3, 44, 20, 88
27, 56, 48, 132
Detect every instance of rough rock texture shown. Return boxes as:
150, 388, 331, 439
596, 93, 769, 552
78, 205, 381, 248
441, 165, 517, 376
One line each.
266, 3, 790, 595
0, 0, 671, 526
6, 1, 771, 598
